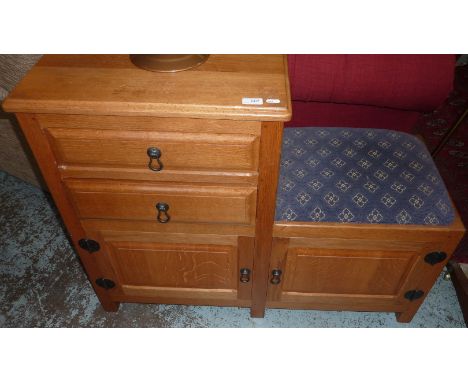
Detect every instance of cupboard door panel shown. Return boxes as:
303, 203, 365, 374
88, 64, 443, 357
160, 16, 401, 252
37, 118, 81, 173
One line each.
267, 237, 422, 312
87, 230, 254, 305
109, 241, 236, 290
282, 248, 414, 296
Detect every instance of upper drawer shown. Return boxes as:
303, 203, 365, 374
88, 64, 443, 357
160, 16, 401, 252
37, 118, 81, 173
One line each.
42, 116, 260, 184
64, 179, 257, 226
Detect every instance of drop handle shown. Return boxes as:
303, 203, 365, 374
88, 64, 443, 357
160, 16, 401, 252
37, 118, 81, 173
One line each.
240, 268, 251, 283
270, 269, 282, 285
156, 202, 170, 223
147, 147, 163, 171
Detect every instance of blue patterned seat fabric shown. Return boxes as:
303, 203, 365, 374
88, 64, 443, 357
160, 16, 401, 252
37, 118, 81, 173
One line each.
275, 127, 455, 225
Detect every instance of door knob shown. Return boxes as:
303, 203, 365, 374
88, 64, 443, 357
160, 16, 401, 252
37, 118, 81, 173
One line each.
270, 269, 282, 285
240, 268, 251, 283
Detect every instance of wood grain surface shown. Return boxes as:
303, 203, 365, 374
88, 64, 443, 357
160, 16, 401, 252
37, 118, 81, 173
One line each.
85, 228, 254, 305
15, 113, 119, 311
3, 55, 291, 314
271, 213, 465, 321
3, 55, 292, 121
250, 121, 284, 317
45, 127, 260, 176
64, 179, 257, 225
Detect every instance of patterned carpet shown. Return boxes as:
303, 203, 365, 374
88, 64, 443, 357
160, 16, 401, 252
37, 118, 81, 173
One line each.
413, 63, 468, 263
0, 170, 465, 327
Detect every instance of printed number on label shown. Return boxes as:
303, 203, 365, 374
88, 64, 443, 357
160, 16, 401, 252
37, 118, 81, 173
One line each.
242, 97, 263, 105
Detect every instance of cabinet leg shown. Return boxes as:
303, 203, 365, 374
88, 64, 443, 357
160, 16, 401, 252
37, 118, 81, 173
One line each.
91, 282, 120, 312
395, 311, 416, 324
100, 299, 120, 312
250, 307, 266, 318
77, 273, 119, 313
395, 309, 417, 323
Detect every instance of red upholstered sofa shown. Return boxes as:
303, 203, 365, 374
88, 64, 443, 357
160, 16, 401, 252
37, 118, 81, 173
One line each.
286, 54, 456, 132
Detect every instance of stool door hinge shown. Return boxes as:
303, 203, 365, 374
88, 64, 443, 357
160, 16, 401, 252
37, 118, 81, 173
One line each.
424, 251, 447, 266
78, 238, 100, 253
404, 290, 424, 301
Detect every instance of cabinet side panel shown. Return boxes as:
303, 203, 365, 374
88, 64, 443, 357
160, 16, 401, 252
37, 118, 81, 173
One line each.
14, 113, 119, 311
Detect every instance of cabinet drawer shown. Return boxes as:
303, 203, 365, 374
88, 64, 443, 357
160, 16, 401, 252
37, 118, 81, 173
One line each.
65, 179, 257, 225
45, 127, 259, 175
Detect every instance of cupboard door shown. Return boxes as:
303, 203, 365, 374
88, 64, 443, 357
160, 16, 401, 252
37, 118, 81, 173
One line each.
87, 230, 254, 307
267, 237, 423, 312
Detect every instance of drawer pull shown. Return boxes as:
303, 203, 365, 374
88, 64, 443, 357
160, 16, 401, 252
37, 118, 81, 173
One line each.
240, 268, 251, 283
147, 147, 163, 172
270, 269, 282, 285
156, 202, 170, 223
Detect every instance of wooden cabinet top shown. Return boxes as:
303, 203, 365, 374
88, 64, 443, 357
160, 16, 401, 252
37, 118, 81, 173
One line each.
3, 54, 292, 121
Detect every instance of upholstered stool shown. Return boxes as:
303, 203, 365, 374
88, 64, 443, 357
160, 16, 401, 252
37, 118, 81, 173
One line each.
269, 127, 465, 322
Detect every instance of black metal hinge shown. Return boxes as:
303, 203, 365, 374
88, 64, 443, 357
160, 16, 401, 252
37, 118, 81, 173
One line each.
78, 238, 100, 253
404, 290, 424, 301
424, 251, 447, 266
95, 278, 116, 290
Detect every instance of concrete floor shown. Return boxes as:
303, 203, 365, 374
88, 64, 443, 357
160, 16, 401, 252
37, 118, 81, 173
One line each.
0, 170, 465, 327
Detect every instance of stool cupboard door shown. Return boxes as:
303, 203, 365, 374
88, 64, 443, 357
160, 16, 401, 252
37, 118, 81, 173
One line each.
266, 237, 429, 313
81, 228, 255, 307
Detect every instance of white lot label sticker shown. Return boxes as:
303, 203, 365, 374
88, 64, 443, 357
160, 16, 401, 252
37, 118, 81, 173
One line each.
242, 97, 263, 105
266, 98, 281, 104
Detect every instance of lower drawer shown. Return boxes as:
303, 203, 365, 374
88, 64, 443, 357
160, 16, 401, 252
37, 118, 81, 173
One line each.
65, 179, 257, 226
85, 229, 254, 306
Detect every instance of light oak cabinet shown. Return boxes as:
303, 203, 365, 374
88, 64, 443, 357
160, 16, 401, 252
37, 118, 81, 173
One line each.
3, 55, 291, 317
6, 55, 461, 322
